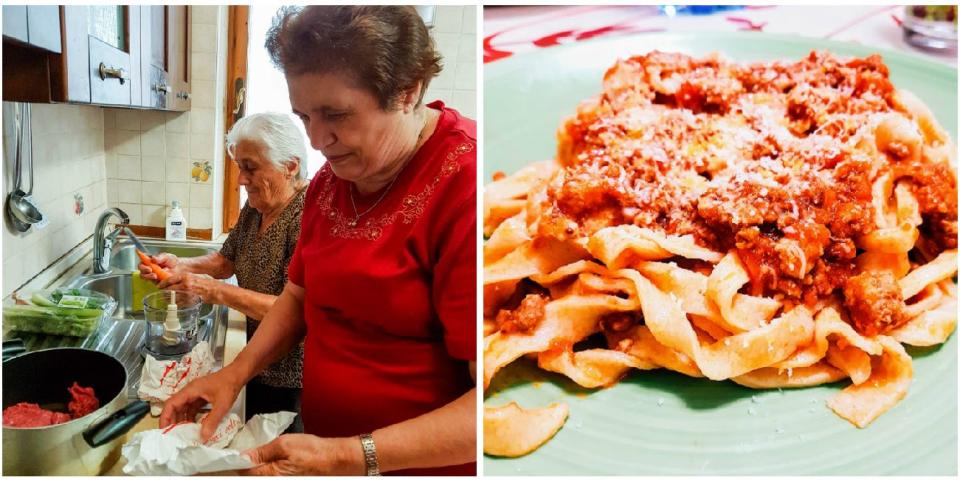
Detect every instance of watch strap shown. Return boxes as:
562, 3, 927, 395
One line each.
359, 433, 380, 476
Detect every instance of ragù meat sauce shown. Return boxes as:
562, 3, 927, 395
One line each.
531, 51, 956, 334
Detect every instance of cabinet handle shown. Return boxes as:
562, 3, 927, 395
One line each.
153, 83, 172, 94
177, 91, 190, 100
98, 63, 127, 85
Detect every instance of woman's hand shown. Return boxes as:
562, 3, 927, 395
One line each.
159, 368, 244, 442
158, 272, 222, 304
138, 253, 180, 281
241, 435, 364, 476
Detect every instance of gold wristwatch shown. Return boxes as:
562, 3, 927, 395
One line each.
359, 433, 380, 476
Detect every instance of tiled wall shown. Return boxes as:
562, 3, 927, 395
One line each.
103, 5, 228, 238
103, 109, 210, 231
2, 103, 108, 297
2, 5, 470, 297
426, 5, 477, 119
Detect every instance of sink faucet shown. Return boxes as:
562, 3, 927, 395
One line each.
93, 207, 130, 274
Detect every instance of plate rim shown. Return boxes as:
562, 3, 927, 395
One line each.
485, 31, 959, 80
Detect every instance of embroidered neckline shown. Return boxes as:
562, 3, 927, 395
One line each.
316, 142, 473, 241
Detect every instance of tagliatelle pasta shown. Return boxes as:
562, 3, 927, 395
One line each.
483, 402, 569, 458
483, 50, 958, 456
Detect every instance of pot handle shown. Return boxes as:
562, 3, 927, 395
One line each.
82, 400, 150, 448
2, 339, 27, 362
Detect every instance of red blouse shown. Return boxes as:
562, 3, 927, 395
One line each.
287, 102, 476, 476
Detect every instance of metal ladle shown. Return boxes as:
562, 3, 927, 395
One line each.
6, 103, 44, 232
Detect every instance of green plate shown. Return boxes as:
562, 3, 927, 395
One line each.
483, 32, 958, 475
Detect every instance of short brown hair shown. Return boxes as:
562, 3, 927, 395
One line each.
265, 6, 443, 110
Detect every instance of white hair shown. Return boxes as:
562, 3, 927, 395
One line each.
225, 112, 309, 179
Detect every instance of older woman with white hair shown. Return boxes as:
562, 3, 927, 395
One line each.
139, 111, 310, 432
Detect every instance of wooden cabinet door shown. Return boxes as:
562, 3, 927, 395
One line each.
3, 6, 61, 53
140, 5, 170, 109
167, 5, 191, 111
2, 6, 29, 44
3, 4, 190, 110
62, 5, 140, 105
26, 6, 61, 53
141, 5, 189, 111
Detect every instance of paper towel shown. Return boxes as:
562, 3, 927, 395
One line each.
138, 341, 216, 416
121, 411, 297, 475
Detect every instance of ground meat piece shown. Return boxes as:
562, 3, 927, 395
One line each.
495, 294, 548, 334
67, 382, 99, 419
803, 259, 856, 306
735, 229, 785, 296
920, 213, 959, 253
2, 382, 100, 428
2, 403, 72, 428
826, 238, 857, 260
599, 312, 641, 333
895, 161, 958, 217
486, 279, 549, 318
842, 271, 907, 336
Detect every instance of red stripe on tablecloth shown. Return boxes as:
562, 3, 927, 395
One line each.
824, 5, 899, 39
483, 5, 628, 63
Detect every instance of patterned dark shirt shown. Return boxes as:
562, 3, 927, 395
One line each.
220, 186, 306, 388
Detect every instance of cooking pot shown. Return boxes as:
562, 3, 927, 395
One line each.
2, 347, 149, 475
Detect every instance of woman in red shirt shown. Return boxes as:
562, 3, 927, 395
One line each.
161, 6, 476, 475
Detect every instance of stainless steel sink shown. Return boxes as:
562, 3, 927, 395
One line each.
109, 240, 217, 272
67, 273, 215, 320
6, 238, 232, 398
70, 236, 222, 321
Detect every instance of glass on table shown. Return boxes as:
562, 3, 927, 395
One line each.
902, 5, 957, 51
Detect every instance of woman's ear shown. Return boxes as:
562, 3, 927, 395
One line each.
285, 157, 301, 179
401, 82, 424, 113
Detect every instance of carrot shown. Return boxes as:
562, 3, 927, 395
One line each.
136, 250, 171, 282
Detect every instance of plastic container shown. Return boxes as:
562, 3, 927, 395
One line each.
141, 290, 201, 359
2, 288, 117, 337
165, 200, 187, 241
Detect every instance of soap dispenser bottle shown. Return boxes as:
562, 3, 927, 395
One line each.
166, 200, 187, 241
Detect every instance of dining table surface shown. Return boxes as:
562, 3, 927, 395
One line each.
483, 5, 957, 67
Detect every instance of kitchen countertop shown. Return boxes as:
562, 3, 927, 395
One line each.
103, 306, 248, 475
1, 235, 250, 476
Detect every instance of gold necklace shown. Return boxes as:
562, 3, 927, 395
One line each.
347, 175, 399, 227
346, 116, 431, 228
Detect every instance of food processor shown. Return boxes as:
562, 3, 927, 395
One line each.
141, 291, 201, 359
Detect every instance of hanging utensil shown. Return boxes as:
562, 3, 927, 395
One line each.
6, 104, 30, 233
17, 104, 46, 229
20, 104, 46, 228
6, 103, 44, 231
